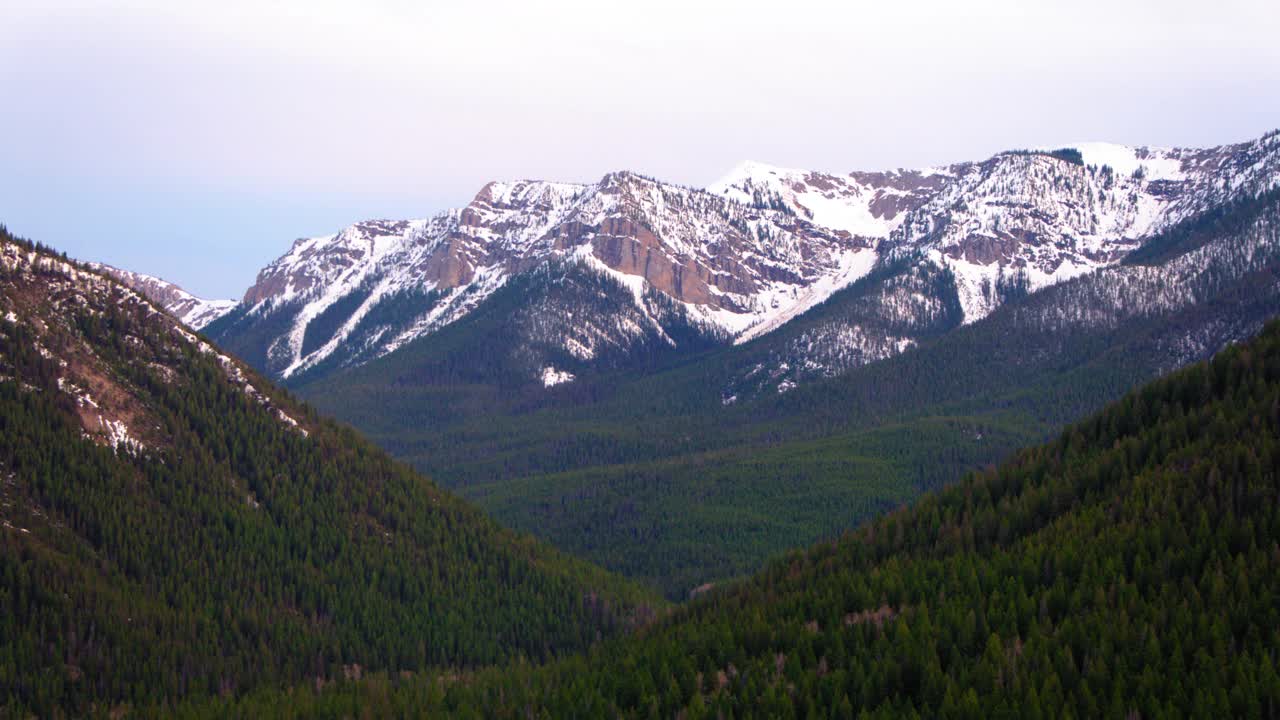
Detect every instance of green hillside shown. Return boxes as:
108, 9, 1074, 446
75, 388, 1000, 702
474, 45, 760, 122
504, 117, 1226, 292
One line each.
198, 315, 1280, 718
0, 228, 659, 717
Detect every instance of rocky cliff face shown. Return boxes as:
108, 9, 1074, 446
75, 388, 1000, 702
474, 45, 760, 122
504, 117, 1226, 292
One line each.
199, 130, 1279, 387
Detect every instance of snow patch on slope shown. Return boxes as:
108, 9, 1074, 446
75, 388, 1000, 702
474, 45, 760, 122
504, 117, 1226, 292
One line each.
737, 247, 878, 343
710, 161, 915, 239
1068, 142, 1185, 180
540, 366, 575, 387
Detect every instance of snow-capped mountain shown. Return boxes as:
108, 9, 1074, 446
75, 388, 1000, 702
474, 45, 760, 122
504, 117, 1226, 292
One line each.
90, 263, 236, 330
199, 129, 1279, 389
887, 139, 1280, 322
698, 132, 1280, 396
723, 177, 1280, 400
208, 171, 879, 381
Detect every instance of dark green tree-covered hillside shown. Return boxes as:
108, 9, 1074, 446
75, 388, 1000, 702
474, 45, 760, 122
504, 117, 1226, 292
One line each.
192, 315, 1280, 718
0, 228, 659, 717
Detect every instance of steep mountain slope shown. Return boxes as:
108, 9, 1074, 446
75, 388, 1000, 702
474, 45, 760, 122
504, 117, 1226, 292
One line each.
719, 180, 1280, 397
707, 134, 1280, 395
711, 135, 1280, 328
200, 314, 1280, 719
886, 138, 1280, 321
276, 258, 727, 391
298, 186, 1280, 597
706, 162, 951, 342
0, 228, 658, 717
90, 262, 235, 330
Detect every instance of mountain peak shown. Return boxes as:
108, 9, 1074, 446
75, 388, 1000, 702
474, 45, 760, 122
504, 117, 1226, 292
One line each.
708, 159, 795, 190
472, 179, 588, 208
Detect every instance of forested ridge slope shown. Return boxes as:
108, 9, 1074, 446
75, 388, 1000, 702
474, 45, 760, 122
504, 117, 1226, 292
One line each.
198, 316, 1280, 718
0, 227, 658, 717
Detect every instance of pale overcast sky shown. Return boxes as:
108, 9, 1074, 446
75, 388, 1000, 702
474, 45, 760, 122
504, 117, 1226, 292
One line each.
2, 0, 1278, 298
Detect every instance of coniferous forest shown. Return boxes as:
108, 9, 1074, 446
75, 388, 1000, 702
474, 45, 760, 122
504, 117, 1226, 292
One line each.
190, 308, 1280, 718
0, 229, 657, 717
2, 223, 1280, 716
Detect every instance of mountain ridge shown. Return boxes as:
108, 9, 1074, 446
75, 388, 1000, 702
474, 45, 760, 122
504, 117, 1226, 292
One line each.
89, 262, 235, 330
142, 129, 1272, 392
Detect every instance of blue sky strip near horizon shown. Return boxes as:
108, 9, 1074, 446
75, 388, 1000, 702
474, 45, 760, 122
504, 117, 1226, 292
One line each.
2, 0, 1278, 299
